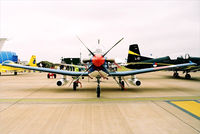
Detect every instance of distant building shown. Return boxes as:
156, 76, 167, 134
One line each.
61, 58, 81, 65
0, 51, 18, 64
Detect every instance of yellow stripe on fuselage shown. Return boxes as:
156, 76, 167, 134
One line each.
171, 101, 200, 117
128, 50, 140, 56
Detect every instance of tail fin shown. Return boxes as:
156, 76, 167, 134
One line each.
28, 55, 37, 67
0, 38, 7, 51
127, 44, 152, 63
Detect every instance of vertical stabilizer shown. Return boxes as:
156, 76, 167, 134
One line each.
28, 55, 37, 67
127, 44, 152, 63
0, 38, 7, 51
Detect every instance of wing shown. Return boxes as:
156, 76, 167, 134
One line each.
168, 65, 200, 72
109, 62, 196, 76
2, 62, 88, 76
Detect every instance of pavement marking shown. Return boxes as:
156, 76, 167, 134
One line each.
0, 96, 200, 103
167, 101, 200, 120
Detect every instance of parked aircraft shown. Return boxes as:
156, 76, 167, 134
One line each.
0, 38, 7, 51
2, 38, 196, 97
126, 44, 200, 79
0, 55, 37, 75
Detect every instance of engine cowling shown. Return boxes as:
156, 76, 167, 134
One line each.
128, 78, 141, 86
57, 78, 68, 86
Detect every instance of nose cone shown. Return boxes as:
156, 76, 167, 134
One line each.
92, 54, 105, 67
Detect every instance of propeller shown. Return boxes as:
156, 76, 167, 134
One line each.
68, 64, 94, 87
103, 38, 124, 57
76, 36, 95, 56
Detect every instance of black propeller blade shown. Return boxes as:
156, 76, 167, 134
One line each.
76, 36, 95, 56
103, 37, 124, 57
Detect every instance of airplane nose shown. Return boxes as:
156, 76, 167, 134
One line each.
92, 54, 105, 67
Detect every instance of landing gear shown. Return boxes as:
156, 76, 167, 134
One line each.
47, 74, 50, 78
121, 81, 125, 90
14, 72, 17, 75
73, 81, 78, 91
72, 80, 82, 91
185, 73, 191, 79
118, 77, 125, 90
173, 72, 179, 78
97, 85, 100, 98
96, 77, 101, 98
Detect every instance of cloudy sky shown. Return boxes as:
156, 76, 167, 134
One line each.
0, 0, 200, 63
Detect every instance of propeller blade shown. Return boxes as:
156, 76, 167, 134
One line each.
76, 36, 95, 56
103, 38, 124, 57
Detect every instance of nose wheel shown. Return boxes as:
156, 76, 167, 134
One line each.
96, 77, 101, 98
96, 85, 101, 98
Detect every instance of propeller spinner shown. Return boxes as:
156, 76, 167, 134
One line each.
92, 54, 105, 67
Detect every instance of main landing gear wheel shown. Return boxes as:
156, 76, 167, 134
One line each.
73, 82, 78, 91
118, 77, 125, 91
14, 72, 17, 75
185, 74, 191, 79
120, 81, 125, 91
47, 74, 50, 79
54, 74, 57, 78
173, 72, 179, 78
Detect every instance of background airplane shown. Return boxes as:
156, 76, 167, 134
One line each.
126, 44, 200, 79
0, 38, 7, 51
2, 38, 196, 97
0, 55, 37, 75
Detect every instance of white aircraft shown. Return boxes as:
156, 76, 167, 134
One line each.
0, 38, 7, 51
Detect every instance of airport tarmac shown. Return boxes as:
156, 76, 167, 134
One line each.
0, 71, 200, 134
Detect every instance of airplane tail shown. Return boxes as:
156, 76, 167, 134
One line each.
127, 44, 152, 63
28, 55, 37, 67
0, 38, 7, 51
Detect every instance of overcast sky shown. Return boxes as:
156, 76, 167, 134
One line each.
0, 0, 200, 63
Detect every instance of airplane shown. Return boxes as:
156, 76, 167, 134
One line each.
126, 44, 200, 79
0, 38, 7, 51
2, 38, 196, 97
0, 55, 37, 75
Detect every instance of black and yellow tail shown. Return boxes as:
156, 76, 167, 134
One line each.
28, 55, 37, 67
127, 44, 152, 63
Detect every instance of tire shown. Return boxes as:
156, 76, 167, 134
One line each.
47, 74, 50, 79
73, 82, 77, 91
54, 74, 56, 78
121, 81, 125, 90
14, 72, 17, 75
97, 86, 100, 98
185, 74, 191, 79
173, 72, 179, 78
